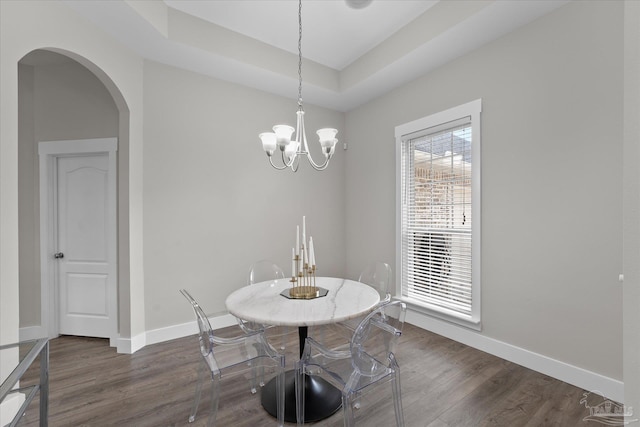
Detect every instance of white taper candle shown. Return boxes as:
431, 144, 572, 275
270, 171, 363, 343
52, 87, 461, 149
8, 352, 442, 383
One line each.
292, 248, 295, 277
303, 243, 308, 268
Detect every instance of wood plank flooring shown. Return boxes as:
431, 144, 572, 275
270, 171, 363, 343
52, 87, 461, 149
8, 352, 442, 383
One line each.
17, 324, 594, 426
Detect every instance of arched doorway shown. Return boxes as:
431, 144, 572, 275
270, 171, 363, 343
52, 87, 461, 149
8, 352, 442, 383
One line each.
18, 49, 130, 347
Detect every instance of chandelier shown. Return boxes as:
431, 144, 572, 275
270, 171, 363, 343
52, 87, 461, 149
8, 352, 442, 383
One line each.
259, 0, 338, 172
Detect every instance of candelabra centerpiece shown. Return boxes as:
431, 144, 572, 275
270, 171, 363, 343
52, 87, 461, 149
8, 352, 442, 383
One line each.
289, 215, 320, 299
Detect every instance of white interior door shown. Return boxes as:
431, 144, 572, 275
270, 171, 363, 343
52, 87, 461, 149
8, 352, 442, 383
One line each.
39, 138, 118, 342
56, 153, 114, 338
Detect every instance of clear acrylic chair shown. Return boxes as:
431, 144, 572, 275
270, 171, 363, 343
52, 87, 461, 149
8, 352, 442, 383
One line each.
180, 289, 285, 427
350, 261, 392, 324
238, 261, 289, 353
326, 261, 393, 340
248, 260, 286, 286
358, 261, 393, 304
295, 300, 406, 426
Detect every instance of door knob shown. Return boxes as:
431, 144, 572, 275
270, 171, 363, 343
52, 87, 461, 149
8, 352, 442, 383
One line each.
54, 252, 64, 259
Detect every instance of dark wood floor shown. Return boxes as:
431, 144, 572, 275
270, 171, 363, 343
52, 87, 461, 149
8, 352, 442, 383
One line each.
18, 323, 593, 426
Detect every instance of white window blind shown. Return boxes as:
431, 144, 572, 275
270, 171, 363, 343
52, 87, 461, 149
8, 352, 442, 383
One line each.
396, 99, 481, 327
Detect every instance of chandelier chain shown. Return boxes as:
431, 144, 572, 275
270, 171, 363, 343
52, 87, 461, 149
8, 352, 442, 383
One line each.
298, 0, 303, 107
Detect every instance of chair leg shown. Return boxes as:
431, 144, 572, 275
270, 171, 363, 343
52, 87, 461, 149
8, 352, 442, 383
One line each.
352, 391, 362, 410
276, 358, 285, 427
343, 392, 356, 427
254, 344, 266, 390
249, 360, 258, 394
207, 374, 221, 427
294, 363, 305, 426
391, 372, 404, 427
259, 364, 266, 388
189, 359, 207, 423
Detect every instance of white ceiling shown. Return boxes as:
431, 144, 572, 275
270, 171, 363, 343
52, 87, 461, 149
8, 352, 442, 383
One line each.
164, 0, 439, 70
61, 0, 568, 112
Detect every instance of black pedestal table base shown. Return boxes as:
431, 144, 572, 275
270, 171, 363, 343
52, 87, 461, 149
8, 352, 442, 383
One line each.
261, 325, 342, 423
261, 370, 342, 423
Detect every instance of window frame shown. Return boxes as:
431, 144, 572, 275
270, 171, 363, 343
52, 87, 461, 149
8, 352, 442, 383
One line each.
395, 99, 482, 330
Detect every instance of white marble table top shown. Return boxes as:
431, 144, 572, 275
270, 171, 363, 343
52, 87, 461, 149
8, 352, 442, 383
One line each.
225, 277, 380, 327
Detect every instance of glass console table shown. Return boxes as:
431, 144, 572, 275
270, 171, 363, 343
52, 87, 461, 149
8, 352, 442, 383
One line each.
0, 338, 49, 427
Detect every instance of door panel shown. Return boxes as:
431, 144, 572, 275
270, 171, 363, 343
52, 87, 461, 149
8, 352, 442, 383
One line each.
65, 274, 108, 315
64, 164, 108, 261
57, 154, 113, 338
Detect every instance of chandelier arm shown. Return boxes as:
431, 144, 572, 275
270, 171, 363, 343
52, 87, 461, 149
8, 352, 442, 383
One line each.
290, 156, 300, 172
283, 147, 300, 172
302, 126, 331, 170
268, 156, 289, 170
299, 110, 310, 155
281, 150, 298, 168
305, 152, 331, 171
297, 102, 330, 170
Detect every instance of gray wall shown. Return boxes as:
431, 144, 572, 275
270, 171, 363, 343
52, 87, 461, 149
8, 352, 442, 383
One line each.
623, 0, 640, 417
18, 57, 119, 328
345, 0, 623, 380
142, 61, 346, 330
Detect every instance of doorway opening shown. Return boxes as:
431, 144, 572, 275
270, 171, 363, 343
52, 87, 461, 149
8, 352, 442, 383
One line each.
18, 49, 130, 348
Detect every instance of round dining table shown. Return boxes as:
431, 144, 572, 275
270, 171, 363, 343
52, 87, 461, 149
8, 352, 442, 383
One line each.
225, 276, 380, 423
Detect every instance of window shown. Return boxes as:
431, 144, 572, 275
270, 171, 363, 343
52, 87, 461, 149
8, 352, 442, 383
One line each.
395, 99, 481, 329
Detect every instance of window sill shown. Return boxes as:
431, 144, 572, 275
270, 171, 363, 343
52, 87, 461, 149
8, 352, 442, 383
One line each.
395, 297, 482, 331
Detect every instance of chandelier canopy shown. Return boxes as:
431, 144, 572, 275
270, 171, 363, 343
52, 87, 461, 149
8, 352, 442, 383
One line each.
258, 0, 339, 172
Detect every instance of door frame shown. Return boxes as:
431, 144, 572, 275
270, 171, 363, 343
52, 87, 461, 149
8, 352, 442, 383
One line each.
38, 138, 118, 344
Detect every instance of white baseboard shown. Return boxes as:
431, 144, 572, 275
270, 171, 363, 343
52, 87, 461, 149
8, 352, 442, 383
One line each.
20, 325, 136, 353
19, 325, 46, 341
21, 314, 237, 355
405, 309, 624, 404
116, 313, 237, 354
116, 332, 145, 354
